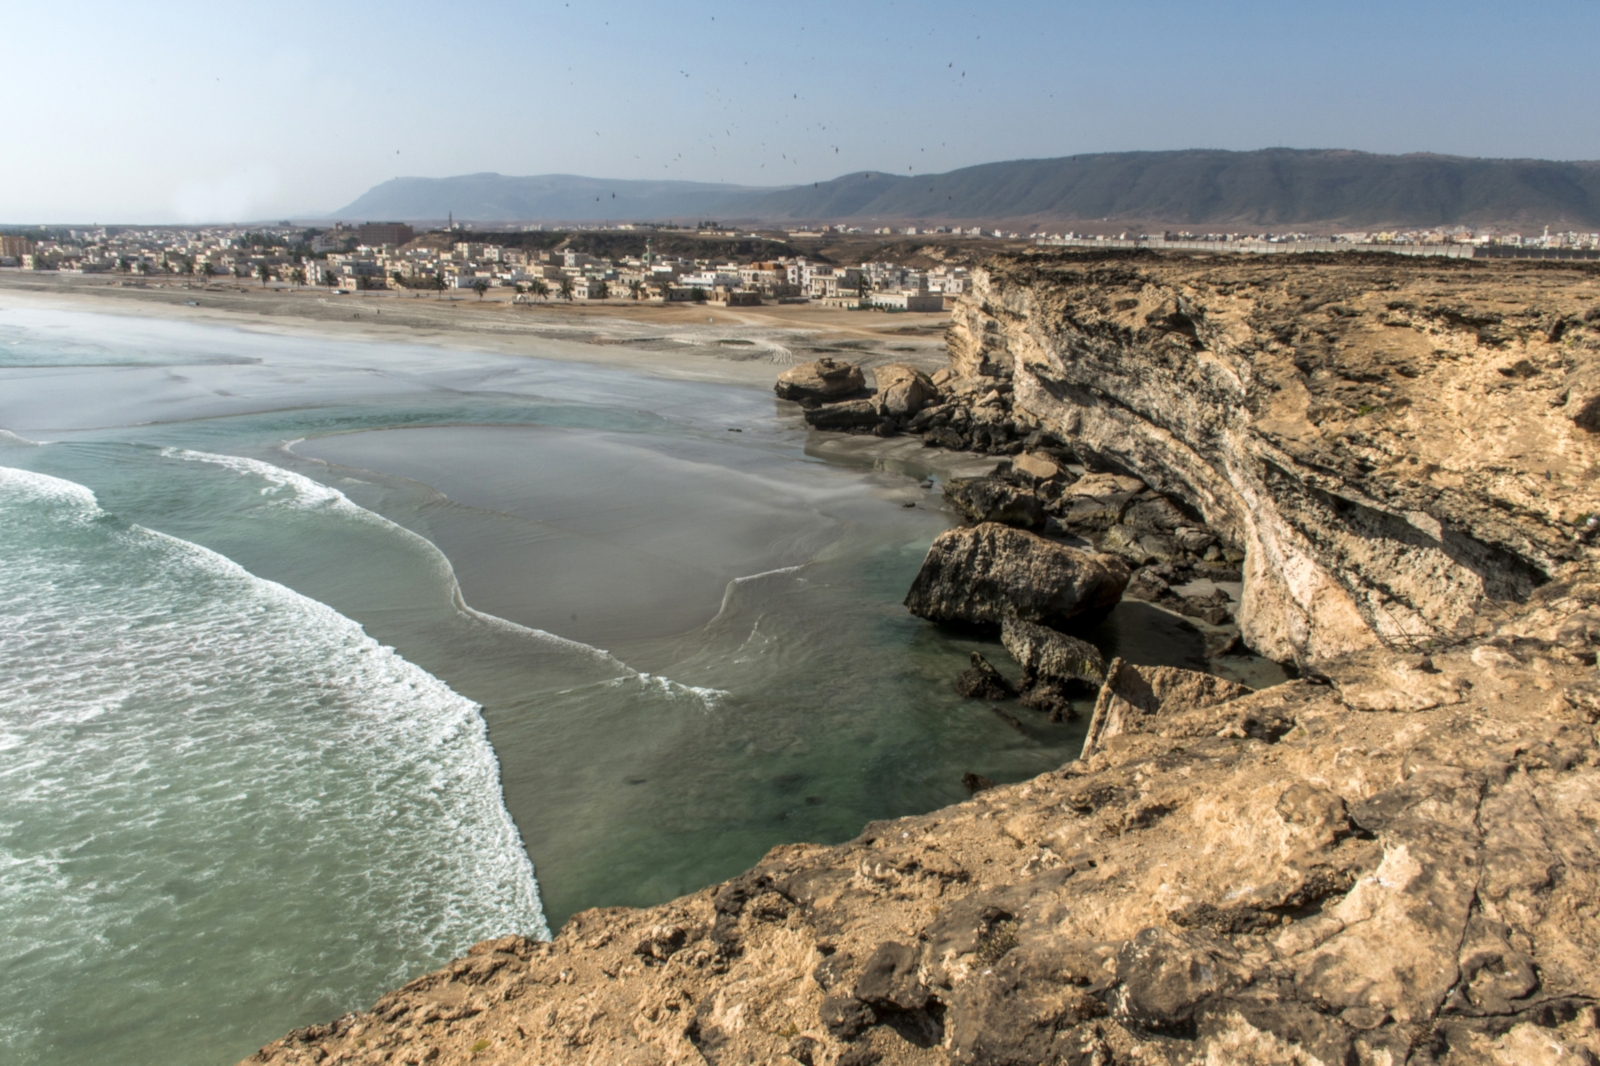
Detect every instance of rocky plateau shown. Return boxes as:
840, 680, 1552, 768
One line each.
246, 252, 1600, 1066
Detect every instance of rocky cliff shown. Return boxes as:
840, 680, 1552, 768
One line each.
947, 252, 1600, 666
244, 254, 1600, 1066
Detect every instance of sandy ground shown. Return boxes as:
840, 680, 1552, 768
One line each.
0, 272, 951, 387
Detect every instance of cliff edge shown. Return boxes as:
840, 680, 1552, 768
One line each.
948, 252, 1599, 666
245, 253, 1600, 1066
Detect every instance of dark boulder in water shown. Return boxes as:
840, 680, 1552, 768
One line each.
904, 523, 1130, 632
952, 651, 1015, 700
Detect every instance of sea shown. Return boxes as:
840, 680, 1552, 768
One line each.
0, 303, 1228, 1065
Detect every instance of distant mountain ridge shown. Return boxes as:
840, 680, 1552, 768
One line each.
333, 150, 1600, 229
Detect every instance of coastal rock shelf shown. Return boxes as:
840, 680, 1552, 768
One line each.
246, 252, 1600, 1066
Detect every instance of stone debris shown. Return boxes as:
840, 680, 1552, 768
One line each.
1000, 616, 1107, 720
950, 652, 1015, 701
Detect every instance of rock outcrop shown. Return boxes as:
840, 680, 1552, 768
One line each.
945, 252, 1600, 666
775, 357, 867, 403
871, 363, 938, 418
904, 523, 1131, 631
247, 254, 1600, 1066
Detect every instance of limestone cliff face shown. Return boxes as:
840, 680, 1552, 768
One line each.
951, 253, 1600, 665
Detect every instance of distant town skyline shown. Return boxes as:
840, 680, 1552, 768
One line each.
3, 0, 1598, 224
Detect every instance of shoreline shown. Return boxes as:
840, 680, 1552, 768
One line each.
0, 272, 952, 389
240, 250, 1600, 1066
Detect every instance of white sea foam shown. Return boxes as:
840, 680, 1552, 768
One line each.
162, 446, 365, 512
0, 464, 98, 510
0, 464, 548, 1062
732, 563, 806, 585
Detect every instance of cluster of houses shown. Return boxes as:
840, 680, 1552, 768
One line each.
0, 223, 964, 311
1041, 226, 1600, 249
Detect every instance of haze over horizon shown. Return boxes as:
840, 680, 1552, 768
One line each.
3, 0, 1598, 224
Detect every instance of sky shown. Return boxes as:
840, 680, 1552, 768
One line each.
3, 0, 1598, 223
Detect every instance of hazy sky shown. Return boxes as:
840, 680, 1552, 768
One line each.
4, 0, 1597, 223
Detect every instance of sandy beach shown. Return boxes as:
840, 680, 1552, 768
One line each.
0, 271, 951, 388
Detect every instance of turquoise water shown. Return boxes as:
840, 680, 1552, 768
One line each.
0, 305, 1207, 1065
0, 463, 542, 1065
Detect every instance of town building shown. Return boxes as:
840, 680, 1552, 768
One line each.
357, 222, 415, 247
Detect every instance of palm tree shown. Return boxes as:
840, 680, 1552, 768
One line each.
256, 262, 271, 287
472, 279, 489, 300
433, 273, 447, 298
628, 279, 643, 301
530, 279, 550, 301
290, 267, 307, 287
593, 280, 610, 300
558, 276, 574, 302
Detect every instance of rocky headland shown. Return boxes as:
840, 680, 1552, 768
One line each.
246, 252, 1600, 1066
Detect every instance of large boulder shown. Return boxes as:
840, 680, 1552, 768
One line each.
904, 523, 1131, 631
871, 363, 937, 417
943, 477, 1044, 528
1000, 617, 1107, 720
774, 358, 866, 403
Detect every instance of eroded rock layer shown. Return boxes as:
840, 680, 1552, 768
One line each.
949, 252, 1600, 665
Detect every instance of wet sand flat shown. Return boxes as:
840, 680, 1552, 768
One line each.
297, 423, 932, 648
0, 273, 951, 388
